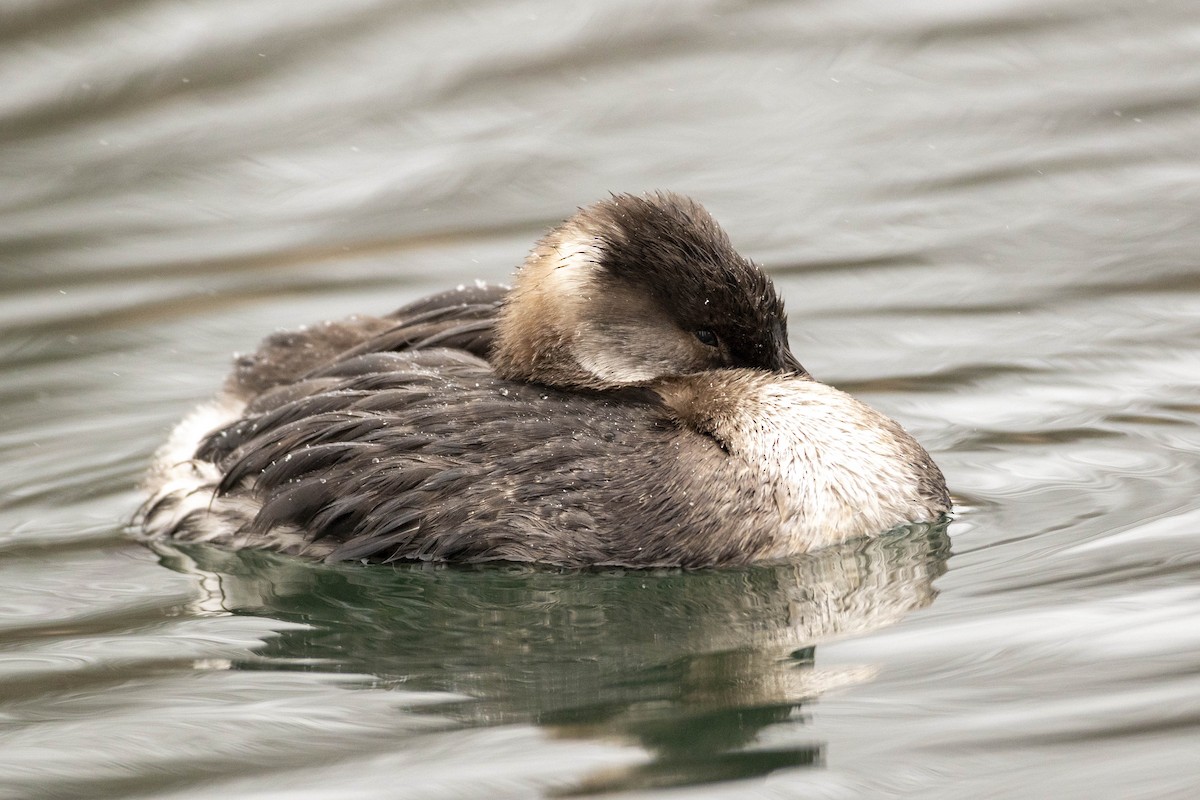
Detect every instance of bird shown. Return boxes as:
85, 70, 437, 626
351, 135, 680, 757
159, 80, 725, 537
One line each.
137, 192, 949, 568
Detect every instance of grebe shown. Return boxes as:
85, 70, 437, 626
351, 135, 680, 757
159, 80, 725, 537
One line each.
138, 193, 949, 567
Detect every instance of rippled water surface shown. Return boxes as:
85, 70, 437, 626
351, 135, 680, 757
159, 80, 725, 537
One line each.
3, 1, 1199, 798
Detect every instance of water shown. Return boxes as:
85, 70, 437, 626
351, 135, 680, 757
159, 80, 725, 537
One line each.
2, 0, 1199, 797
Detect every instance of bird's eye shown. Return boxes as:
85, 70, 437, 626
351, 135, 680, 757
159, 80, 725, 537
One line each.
694, 329, 719, 347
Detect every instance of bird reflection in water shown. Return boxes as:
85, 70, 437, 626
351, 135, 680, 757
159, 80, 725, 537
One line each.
154, 521, 950, 794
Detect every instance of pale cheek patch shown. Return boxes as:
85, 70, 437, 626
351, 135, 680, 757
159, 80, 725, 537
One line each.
574, 316, 701, 386
543, 233, 662, 385
575, 343, 663, 384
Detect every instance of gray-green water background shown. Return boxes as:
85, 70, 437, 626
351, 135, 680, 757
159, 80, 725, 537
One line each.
2, 1, 1199, 797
